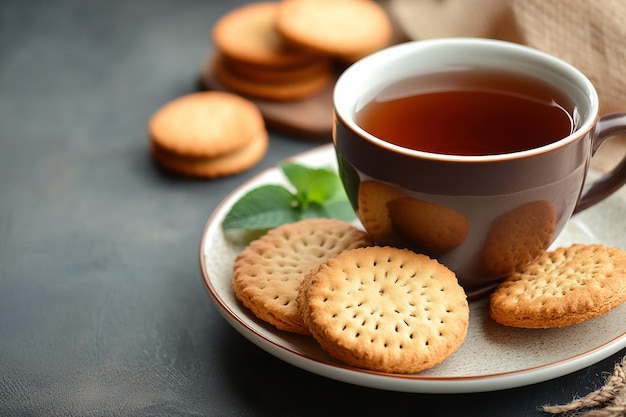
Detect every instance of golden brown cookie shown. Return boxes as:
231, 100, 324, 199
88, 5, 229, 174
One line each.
275, 0, 393, 60
218, 53, 333, 85
298, 246, 469, 373
213, 54, 333, 101
490, 244, 626, 328
148, 91, 264, 158
232, 218, 373, 334
212, 1, 319, 68
387, 197, 469, 255
482, 200, 556, 277
150, 131, 268, 178
356, 180, 404, 243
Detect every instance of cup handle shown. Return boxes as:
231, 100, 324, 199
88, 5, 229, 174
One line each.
574, 112, 626, 214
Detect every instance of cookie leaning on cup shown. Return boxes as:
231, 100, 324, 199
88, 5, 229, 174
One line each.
298, 246, 469, 373
356, 180, 404, 244
482, 200, 557, 278
232, 218, 373, 334
490, 244, 626, 328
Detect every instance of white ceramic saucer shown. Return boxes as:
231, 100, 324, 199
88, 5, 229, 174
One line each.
199, 144, 626, 394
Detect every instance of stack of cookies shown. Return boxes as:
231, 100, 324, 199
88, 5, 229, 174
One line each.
211, 2, 334, 101
210, 0, 392, 101
147, 0, 394, 178
148, 91, 268, 178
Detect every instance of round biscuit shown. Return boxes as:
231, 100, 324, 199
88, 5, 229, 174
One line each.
213, 55, 332, 101
148, 91, 264, 158
299, 246, 469, 373
275, 0, 392, 58
219, 53, 333, 84
150, 131, 268, 178
212, 2, 319, 68
232, 218, 373, 334
490, 244, 626, 328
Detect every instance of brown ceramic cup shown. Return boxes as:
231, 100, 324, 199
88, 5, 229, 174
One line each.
333, 38, 626, 296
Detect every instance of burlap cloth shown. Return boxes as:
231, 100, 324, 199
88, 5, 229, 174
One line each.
385, 0, 626, 175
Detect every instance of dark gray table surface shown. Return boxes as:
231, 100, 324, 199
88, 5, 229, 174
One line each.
1, 0, 624, 416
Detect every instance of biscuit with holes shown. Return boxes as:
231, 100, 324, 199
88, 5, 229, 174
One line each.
356, 181, 404, 244
387, 197, 469, 255
275, 0, 392, 61
482, 200, 556, 277
298, 246, 469, 373
490, 244, 626, 328
232, 218, 373, 334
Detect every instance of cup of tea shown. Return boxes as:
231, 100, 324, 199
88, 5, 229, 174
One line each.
333, 38, 626, 296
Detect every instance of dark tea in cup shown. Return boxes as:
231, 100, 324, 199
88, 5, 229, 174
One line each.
356, 68, 576, 156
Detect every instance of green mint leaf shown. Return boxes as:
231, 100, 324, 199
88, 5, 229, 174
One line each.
222, 185, 299, 231
318, 199, 356, 221
297, 200, 355, 222
280, 162, 343, 206
221, 162, 356, 233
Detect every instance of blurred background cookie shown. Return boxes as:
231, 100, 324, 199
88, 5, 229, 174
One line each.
213, 53, 333, 101
211, 1, 334, 101
201, 0, 399, 139
150, 131, 268, 178
218, 53, 332, 84
148, 91, 267, 178
275, 0, 393, 62
212, 1, 318, 68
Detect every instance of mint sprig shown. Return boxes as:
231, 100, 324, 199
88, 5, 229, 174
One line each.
222, 162, 356, 231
